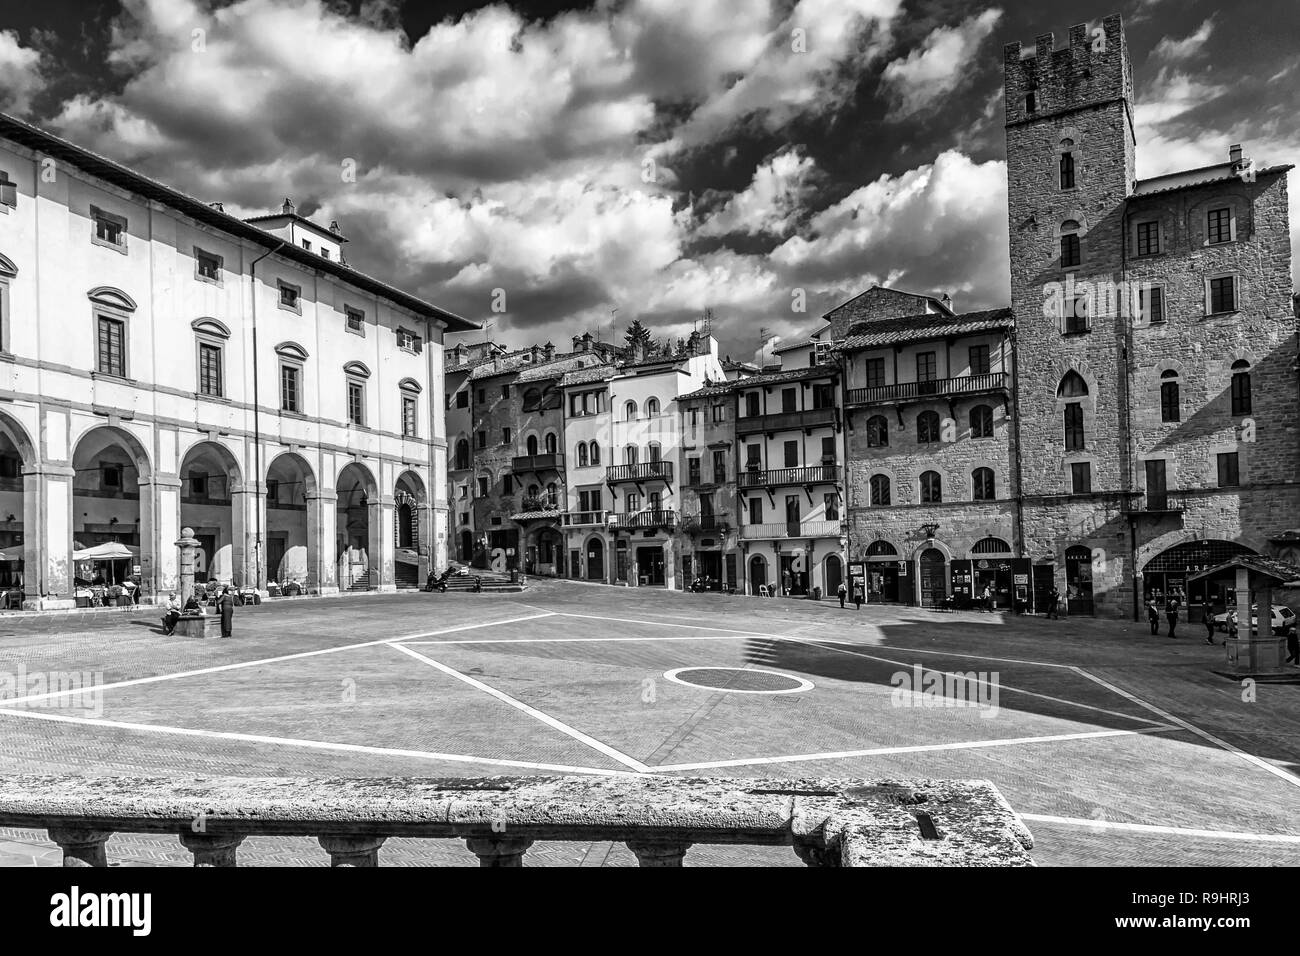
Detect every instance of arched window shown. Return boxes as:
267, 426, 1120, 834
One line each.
1159, 371, 1180, 422
544, 432, 557, 455
1058, 371, 1089, 397
624, 444, 638, 465
528, 484, 539, 499
546, 482, 557, 507
577, 444, 589, 467
917, 410, 941, 443
589, 441, 601, 465
972, 536, 1012, 554
1231, 360, 1252, 415
866, 415, 889, 447
625, 400, 638, 421
454, 439, 470, 471
1060, 151, 1075, 189
972, 467, 995, 501
525, 434, 538, 456
645, 397, 660, 417
970, 404, 994, 438
870, 474, 891, 506
1060, 219, 1081, 268
648, 441, 662, 463
920, 470, 942, 503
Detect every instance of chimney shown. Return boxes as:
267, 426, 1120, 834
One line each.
329, 219, 342, 235
631, 340, 646, 363
210, 201, 224, 213
941, 292, 953, 311
282, 197, 295, 216
529, 345, 540, 363
1229, 144, 1243, 167
543, 342, 555, 361
572, 335, 583, 352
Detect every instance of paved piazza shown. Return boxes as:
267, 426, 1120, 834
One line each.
0, 582, 1297, 867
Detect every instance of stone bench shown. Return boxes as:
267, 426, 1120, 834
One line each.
173, 612, 221, 640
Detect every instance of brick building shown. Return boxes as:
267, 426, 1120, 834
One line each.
1004, 13, 1298, 618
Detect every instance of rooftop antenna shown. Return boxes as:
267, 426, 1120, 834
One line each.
607, 307, 618, 344
482, 319, 493, 344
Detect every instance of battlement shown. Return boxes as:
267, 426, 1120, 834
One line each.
1004, 13, 1131, 126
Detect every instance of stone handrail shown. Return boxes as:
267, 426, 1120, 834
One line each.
0, 774, 1034, 867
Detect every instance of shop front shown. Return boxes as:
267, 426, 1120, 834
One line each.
1142, 539, 1259, 623
864, 540, 904, 603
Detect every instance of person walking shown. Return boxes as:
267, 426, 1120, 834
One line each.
981, 584, 993, 612
160, 593, 180, 636
837, 582, 847, 609
218, 585, 235, 639
1146, 597, 1160, 636
853, 583, 864, 610
1165, 592, 1181, 639
1204, 605, 1218, 645
1285, 624, 1298, 665
1226, 608, 1240, 643
1046, 586, 1061, 620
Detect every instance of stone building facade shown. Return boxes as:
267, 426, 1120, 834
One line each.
1005, 13, 1299, 618
676, 381, 740, 591
0, 114, 475, 608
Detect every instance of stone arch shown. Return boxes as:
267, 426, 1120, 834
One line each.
190, 317, 231, 339
0, 253, 17, 278
337, 460, 380, 591
87, 286, 138, 313
264, 451, 318, 591
179, 439, 246, 586
70, 424, 156, 597
0, 409, 37, 602
394, 469, 428, 586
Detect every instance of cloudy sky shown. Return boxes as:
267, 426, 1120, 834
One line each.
2, 0, 1297, 360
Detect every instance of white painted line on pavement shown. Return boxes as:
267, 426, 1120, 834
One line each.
397, 633, 765, 645
388, 642, 651, 774
652, 725, 1178, 772
0, 707, 630, 776
1020, 813, 1300, 843
0, 612, 557, 707
1069, 665, 1300, 791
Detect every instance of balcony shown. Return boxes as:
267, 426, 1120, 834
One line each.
740, 519, 842, 540
738, 464, 840, 489
606, 461, 674, 484
736, 406, 837, 436
561, 510, 608, 527
846, 372, 1009, 406
0, 774, 1034, 867
679, 513, 731, 535
1124, 490, 1187, 518
512, 453, 564, 474
510, 496, 561, 520
609, 508, 677, 530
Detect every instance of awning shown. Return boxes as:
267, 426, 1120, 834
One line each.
72, 542, 140, 561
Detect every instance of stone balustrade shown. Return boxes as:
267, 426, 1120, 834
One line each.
0, 774, 1034, 867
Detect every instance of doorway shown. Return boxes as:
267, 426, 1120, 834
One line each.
824, 554, 843, 597
1065, 545, 1094, 615
636, 546, 665, 586
919, 548, 946, 606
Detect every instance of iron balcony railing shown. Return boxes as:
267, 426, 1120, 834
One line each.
0, 774, 1034, 867
561, 510, 608, 527
846, 372, 1009, 406
739, 519, 842, 540
606, 461, 674, 483
609, 509, 677, 529
736, 406, 837, 436
738, 464, 839, 489
512, 453, 564, 473
679, 513, 730, 534
1125, 490, 1188, 515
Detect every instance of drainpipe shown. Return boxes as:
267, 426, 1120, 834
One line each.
1009, 327, 1025, 562
1120, 200, 1140, 623
249, 241, 286, 590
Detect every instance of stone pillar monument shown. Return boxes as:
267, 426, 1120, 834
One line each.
176, 527, 199, 605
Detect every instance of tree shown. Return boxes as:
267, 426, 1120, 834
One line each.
624, 319, 651, 351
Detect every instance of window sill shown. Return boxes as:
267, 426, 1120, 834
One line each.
91, 236, 128, 255
278, 408, 310, 420
196, 392, 232, 404
346, 325, 365, 338
1205, 310, 1239, 319
91, 371, 134, 383
278, 304, 302, 315
194, 273, 223, 287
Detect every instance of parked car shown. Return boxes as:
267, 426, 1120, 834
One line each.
1212, 604, 1296, 635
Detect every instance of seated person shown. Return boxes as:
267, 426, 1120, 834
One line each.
182, 592, 202, 614
161, 593, 181, 635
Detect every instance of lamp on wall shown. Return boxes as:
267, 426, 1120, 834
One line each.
921, 522, 939, 547
109, 517, 119, 526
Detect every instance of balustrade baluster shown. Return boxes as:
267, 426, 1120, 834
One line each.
318, 835, 387, 867
179, 832, 245, 867
465, 836, 533, 867
626, 840, 692, 866
48, 827, 112, 867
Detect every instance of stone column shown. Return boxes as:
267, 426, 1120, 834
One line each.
306, 490, 338, 595
376, 495, 396, 591
231, 482, 259, 589
24, 466, 75, 609
176, 527, 199, 605
144, 474, 182, 602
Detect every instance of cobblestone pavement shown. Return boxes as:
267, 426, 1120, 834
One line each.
0, 581, 1296, 866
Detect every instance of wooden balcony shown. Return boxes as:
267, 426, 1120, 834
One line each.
0, 774, 1034, 867
609, 509, 677, 530
511, 453, 564, 474
736, 406, 836, 436
605, 461, 674, 484
561, 510, 607, 527
738, 464, 839, 489
846, 372, 1008, 406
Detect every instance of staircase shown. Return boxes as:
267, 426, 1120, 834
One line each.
347, 571, 374, 592
441, 569, 524, 593
395, 563, 420, 590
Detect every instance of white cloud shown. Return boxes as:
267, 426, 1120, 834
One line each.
0, 30, 46, 115
697, 147, 820, 237
880, 8, 1002, 120
1152, 18, 1214, 62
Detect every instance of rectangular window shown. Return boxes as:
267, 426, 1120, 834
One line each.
0, 170, 16, 208
824, 493, 839, 521
189, 474, 208, 498
266, 479, 279, 503
783, 441, 798, 468
503, 474, 513, 494
1070, 462, 1092, 495
456, 391, 469, 409
688, 458, 701, 485
1140, 286, 1164, 324
320, 248, 330, 260
748, 498, 763, 524
301, 239, 312, 252
712, 404, 726, 422
397, 329, 418, 351
1060, 234, 1081, 268
345, 306, 364, 333
196, 249, 222, 281
821, 436, 835, 462
1136, 221, 1159, 257
476, 389, 485, 405
968, 345, 990, 376
91, 207, 126, 248
198, 342, 223, 397
347, 382, 365, 426
812, 382, 835, 409
1160, 381, 1180, 422
712, 449, 726, 484
1064, 402, 1085, 451
1145, 460, 1168, 510
1231, 370, 1252, 416
402, 395, 417, 437
1217, 452, 1240, 487
781, 388, 797, 413
502, 427, 512, 445
476, 431, 486, 449
278, 282, 300, 311
916, 352, 937, 382
864, 357, 885, 389
1209, 276, 1236, 314
101, 464, 122, 489
1065, 295, 1090, 333
626, 492, 640, 512
746, 445, 762, 470
745, 393, 760, 417
1207, 207, 1231, 244
97, 316, 126, 377
1059, 151, 1075, 189
477, 477, 489, 497
280, 365, 300, 412
501, 384, 510, 400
